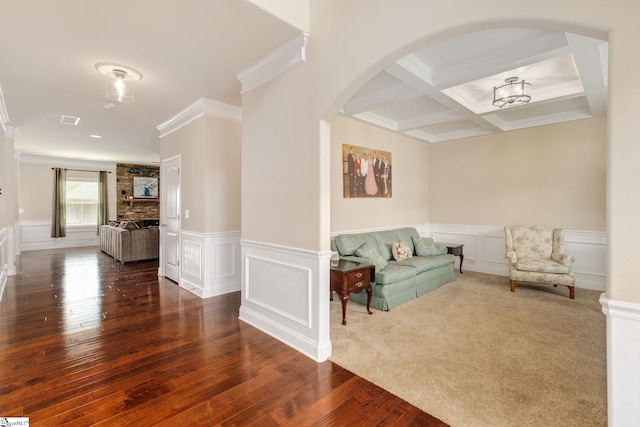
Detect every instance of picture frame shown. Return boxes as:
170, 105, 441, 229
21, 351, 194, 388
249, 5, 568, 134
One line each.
342, 144, 392, 198
133, 176, 159, 198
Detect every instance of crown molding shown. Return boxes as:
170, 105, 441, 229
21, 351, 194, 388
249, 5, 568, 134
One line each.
4, 125, 17, 138
352, 111, 399, 131
156, 98, 242, 139
0, 84, 9, 132
236, 32, 308, 94
18, 153, 116, 170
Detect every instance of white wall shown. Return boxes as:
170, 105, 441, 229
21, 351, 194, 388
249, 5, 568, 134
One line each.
428, 117, 606, 231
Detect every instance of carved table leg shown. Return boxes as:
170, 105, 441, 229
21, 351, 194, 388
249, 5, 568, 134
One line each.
459, 254, 464, 274
340, 293, 349, 325
366, 287, 373, 315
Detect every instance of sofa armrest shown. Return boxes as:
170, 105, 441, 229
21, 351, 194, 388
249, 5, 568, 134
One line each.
552, 253, 575, 266
505, 250, 518, 266
340, 255, 373, 265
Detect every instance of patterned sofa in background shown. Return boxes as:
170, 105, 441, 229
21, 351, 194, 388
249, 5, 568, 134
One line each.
331, 227, 456, 310
99, 221, 159, 263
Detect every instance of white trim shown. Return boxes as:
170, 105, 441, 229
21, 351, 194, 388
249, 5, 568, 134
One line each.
600, 295, 640, 425
0, 83, 9, 132
18, 219, 100, 251
18, 153, 117, 169
601, 295, 640, 321
178, 230, 241, 299
239, 239, 331, 362
236, 32, 308, 94
0, 226, 16, 302
156, 98, 242, 139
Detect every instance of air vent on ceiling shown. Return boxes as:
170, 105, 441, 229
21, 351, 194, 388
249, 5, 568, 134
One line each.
45, 112, 80, 126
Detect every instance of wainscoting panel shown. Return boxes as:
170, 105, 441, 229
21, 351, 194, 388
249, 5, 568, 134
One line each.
428, 224, 605, 291
600, 296, 640, 425
245, 256, 311, 327
0, 226, 16, 301
239, 240, 332, 362
19, 220, 100, 251
179, 231, 241, 299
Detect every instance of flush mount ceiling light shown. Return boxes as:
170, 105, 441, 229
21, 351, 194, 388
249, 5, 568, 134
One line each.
95, 62, 143, 103
492, 77, 531, 108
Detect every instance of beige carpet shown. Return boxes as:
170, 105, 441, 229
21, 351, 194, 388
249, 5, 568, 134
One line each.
329, 271, 607, 427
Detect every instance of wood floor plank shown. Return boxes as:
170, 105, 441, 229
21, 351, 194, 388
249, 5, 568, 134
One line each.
0, 247, 448, 425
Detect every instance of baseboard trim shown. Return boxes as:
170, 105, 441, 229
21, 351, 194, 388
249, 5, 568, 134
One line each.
239, 305, 332, 362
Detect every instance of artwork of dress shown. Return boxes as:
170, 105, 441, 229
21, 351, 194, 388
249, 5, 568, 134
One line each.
342, 144, 392, 198
364, 161, 378, 195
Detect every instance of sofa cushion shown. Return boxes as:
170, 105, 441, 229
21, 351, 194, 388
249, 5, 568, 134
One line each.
392, 241, 412, 261
354, 242, 388, 272
396, 254, 455, 274
373, 230, 398, 261
413, 236, 447, 256
335, 233, 375, 256
516, 258, 570, 274
375, 264, 416, 285
395, 227, 421, 254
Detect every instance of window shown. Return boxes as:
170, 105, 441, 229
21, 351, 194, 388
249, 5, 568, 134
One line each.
66, 177, 98, 226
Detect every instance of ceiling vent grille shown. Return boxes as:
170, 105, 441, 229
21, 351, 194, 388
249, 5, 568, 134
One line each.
45, 112, 80, 126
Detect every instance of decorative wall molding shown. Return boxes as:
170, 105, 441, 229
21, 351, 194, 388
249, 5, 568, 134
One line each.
0, 226, 16, 302
600, 295, 640, 424
331, 223, 606, 291
18, 153, 116, 170
239, 239, 331, 362
156, 98, 242, 139
236, 32, 308, 94
179, 230, 241, 298
0, 84, 9, 132
18, 220, 100, 251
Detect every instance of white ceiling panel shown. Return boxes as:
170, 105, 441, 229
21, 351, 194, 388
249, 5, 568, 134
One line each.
341, 28, 607, 144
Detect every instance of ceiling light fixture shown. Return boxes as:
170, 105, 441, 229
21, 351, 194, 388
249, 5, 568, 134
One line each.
492, 77, 531, 108
95, 62, 143, 104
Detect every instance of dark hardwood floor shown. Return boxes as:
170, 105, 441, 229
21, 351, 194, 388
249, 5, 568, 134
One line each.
0, 247, 447, 426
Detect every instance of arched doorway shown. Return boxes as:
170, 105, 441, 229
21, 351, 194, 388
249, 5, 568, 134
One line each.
326, 24, 608, 425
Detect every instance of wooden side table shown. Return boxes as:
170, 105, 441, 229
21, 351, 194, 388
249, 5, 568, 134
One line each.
330, 259, 374, 325
437, 243, 464, 273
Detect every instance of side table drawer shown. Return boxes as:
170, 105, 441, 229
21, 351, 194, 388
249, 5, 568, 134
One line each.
449, 246, 463, 256
346, 269, 369, 287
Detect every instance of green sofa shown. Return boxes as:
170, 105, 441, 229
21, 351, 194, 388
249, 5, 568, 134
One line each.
332, 227, 455, 311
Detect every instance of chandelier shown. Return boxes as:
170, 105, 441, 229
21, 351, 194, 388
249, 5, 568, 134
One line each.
492, 77, 531, 108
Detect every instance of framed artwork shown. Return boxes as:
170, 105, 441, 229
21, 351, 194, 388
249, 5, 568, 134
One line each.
133, 176, 159, 198
342, 144, 392, 198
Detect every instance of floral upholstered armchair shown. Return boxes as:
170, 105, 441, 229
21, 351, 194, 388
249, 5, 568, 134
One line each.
504, 225, 576, 299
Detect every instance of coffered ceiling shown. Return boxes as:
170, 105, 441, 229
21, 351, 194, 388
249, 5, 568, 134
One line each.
341, 28, 608, 143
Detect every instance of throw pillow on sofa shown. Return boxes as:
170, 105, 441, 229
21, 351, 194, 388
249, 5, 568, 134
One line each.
392, 241, 412, 261
413, 236, 447, 256
355, 242, 388, 272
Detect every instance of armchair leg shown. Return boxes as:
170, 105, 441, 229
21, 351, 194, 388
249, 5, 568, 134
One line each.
568, 285, 575, 299
510, 279, 516, 292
